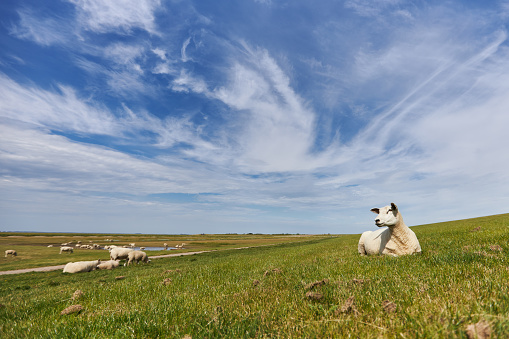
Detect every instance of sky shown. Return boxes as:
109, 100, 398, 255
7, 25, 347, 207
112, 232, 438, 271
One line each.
1, 0, 508, 235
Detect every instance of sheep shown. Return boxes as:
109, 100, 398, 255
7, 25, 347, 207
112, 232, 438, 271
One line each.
63, 260, 101, 273
127, 250, 150, 265
358, 203, 421, 256
164, 243, 168, 250
5, 250, 17, 257
97, 260, 120, 270
47, 245, 54, 248
109, 247, 134, 261
60, 246, 74, 254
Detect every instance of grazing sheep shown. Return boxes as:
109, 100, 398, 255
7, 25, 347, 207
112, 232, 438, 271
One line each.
5, 250, 17, 257
358, 203, 421, 256
164, 243, 168, 250
47, 245, 54, 248
127, 250, 150, 265
109, 247, 134, 261
60, 246, 74, 254
63, 260, 101, 273
97, 260, 120, 270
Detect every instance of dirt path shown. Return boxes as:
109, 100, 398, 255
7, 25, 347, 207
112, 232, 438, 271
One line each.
0, 248, 255, 275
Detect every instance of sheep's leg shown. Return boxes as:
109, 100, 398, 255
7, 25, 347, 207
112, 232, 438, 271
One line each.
358, 232, 369, 255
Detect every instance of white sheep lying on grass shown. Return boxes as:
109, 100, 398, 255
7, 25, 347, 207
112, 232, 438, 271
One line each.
63, 260, 101, 273
358, 203, 421, 256
60, 246, 74, 254
109, 247, 133, 261
5, 250, 17, 257
96, 260, 120, 270
127, 250, 150, 265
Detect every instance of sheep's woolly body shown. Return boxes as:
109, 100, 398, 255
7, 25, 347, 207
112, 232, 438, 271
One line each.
127, 250, 150, 265
63, 260, 101, 273
97, 260, 120, 270
358, 203, 421, 256
4, 250, 17, 257
60, 246, 74, 254
109, 247, 134, 261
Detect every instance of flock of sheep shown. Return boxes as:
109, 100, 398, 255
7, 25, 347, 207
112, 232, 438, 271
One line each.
5, 203, 422, 273
62, 249, 150, 273
5, 241, 190, 274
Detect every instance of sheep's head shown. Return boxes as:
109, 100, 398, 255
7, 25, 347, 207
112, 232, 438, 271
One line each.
370, 203, 400, 227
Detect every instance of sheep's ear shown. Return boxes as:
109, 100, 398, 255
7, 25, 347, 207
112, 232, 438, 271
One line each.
390, 203, 398, 213
370, 208, 380, 214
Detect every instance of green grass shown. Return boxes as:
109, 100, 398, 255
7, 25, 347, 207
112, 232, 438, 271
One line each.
1, 214, 508, 338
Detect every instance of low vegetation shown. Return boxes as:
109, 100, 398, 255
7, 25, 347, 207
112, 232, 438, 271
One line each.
0, 214, 508, 338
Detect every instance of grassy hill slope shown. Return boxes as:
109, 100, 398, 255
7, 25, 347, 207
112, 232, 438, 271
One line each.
1, 214, 508, 338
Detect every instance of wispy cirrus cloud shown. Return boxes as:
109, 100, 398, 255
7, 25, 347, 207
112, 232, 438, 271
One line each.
68, 0, 162, 35
10, 8, 72, 46
0, 73, 206, 149
0, 73, 118, 135
170, 42, 318, 172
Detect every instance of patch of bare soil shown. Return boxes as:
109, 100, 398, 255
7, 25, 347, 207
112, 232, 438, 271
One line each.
382, 300, 397, 313
305, 278, 329, 290
305, 291, 323, 301
61, 304, 83, 315
337, 296, 359, 316
466, 320, 491, 339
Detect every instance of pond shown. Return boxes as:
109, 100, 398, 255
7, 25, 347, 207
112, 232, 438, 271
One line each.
133, 247, 176, 251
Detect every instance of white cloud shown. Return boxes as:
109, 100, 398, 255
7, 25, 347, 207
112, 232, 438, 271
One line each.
0, 73, 207, 150
103, 43, 145, 69
74, 55, 150, 97
345, 0, 404, 18
0, 73, 118, 135
69, 0, 162, 35
153, 62, 174, 75
181, 37, 192, 62
172, 70, 209, 94
11, 9, 71, 46
172, 44, 318, 172
152, 48, 167, 61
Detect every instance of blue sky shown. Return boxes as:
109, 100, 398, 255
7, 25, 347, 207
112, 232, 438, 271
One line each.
1, 0, 508, 234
